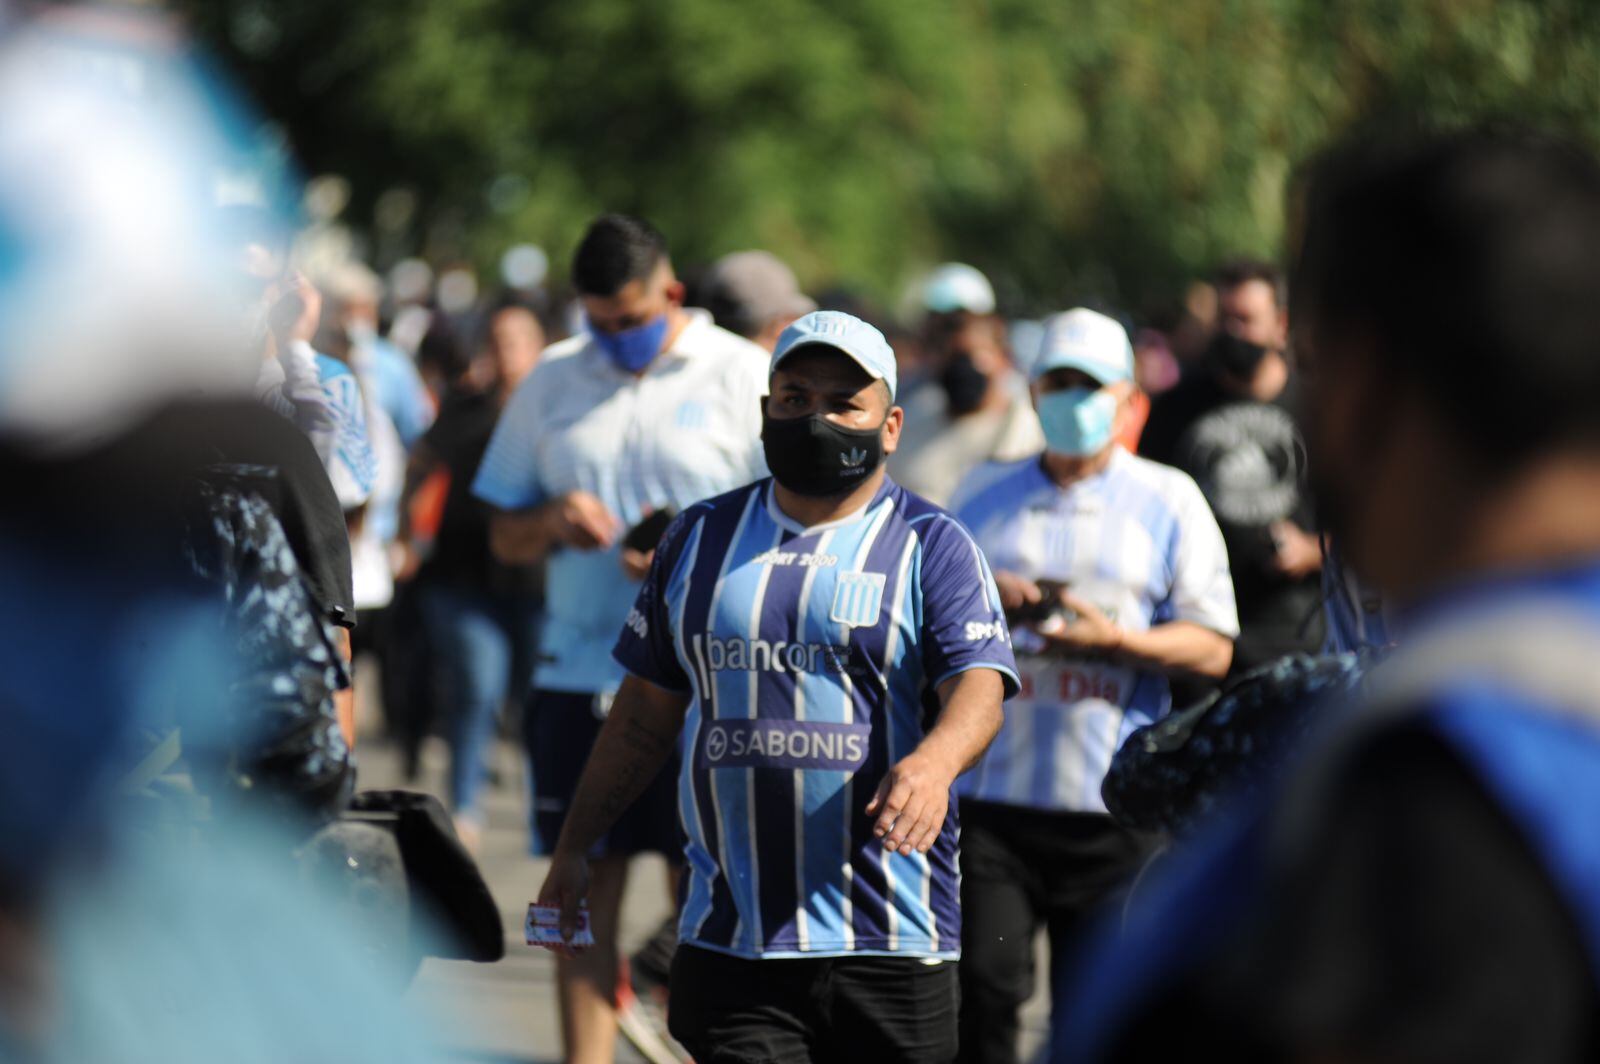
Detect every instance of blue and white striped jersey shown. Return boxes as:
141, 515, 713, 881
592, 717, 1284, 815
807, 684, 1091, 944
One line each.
613, 477, 1019, 960
313, 353, 377, 510
952, 449, 1238, 813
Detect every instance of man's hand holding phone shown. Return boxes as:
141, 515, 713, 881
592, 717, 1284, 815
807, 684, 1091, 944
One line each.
539, 491, 622, 551
619, 507, 675, 580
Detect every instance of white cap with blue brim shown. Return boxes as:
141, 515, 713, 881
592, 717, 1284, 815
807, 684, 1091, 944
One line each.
922, 262, 996, 315
770, 310, 899, 400
1032, 308, 1134, 386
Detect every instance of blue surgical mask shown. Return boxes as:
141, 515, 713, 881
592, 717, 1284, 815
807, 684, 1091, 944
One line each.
1037, 386, 1117, 457
590, 313, 669, 373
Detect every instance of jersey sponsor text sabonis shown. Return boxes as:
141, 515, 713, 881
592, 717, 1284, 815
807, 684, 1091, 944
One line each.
613, 477, 1019, 960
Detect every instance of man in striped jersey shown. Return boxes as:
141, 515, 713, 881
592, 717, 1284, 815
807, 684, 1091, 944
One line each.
949, 308, 1238, 1063
539, 310, 1019, 1063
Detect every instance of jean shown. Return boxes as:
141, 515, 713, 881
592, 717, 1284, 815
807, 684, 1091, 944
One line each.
417, 582, 540, 819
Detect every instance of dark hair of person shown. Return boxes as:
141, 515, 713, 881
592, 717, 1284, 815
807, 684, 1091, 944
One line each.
1213, 258, 1284, 307
1292, 124, 1600, 468
473, 295, 552, 354
571, 214, 669, 297
416, 314, 472, 383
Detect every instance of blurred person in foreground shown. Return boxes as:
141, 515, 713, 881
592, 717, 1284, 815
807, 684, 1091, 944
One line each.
473, 214, 769, 1064
699, 249, 817, 352
890, 311, 1045, 506
1060, 126, 1600, 1064
950, 309, 1236, 1064
1140, 260, 1324, 672
0, 449, 444, 1064
0, 7, 445, 1057
538, 310, 1019, 1063
400, 300, 546, 850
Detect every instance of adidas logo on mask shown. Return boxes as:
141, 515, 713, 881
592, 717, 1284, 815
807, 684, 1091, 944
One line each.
841, 447, 868, 468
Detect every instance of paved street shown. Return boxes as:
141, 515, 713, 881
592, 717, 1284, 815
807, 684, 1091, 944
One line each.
359, 729, 1050, 1063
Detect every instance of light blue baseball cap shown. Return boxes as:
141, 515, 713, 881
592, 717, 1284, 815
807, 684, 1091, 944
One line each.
922, 263, 996, 315
771, 310, 899, 400
1033, 308, 1134, 385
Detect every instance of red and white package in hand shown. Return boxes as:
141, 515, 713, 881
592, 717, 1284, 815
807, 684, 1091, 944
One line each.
525, 903, 595, 950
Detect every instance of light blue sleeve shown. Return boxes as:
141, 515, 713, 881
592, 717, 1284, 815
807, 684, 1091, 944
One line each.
375, 342, 434, 447
471, 373, 547, 511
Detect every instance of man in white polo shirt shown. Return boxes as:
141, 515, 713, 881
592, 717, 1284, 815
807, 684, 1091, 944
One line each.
474, 213, 768, 1064
948, 308, 1239, 1064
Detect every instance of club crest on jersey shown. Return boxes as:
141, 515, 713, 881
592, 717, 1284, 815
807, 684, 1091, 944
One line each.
830, 570, 886, 629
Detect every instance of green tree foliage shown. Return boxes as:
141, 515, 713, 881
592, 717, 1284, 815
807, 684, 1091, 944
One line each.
182, 0, 1600, 314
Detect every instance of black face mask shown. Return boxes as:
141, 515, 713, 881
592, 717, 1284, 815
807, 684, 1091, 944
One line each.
939, 353, 990, 416
1208, 332, 1271, 380
761, 411, 886, 498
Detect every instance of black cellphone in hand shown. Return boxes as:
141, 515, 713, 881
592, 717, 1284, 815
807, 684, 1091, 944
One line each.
622, 508, 677, 554
1011, 578, 1070, 624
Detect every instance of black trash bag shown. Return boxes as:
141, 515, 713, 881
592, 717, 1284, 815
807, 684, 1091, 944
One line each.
1102, 651, 1379, 837
181, 463, 354, 825
348, 790, 504, 963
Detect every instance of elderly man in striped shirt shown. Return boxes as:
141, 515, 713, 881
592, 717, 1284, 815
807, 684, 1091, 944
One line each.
949, 308, 1238, 1064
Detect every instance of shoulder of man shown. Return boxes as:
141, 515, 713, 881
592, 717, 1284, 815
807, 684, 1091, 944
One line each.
530, 332, 595, 377
888, 483, 987, 567
947, 457, 1043, 543
687, 315, 769, 359
1116, 448, 1212, 510
493, 332, 594, 417
685, 319, 771, 384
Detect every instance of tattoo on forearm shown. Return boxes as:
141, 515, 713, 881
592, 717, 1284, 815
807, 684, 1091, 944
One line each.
582, 713, 679, 829
620, 715, 675, 754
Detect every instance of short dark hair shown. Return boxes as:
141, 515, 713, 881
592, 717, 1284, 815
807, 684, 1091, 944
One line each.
417, 315, 471, 382
571, 214, 668, 297
1214, 258, 1284, 306
1293, 125, 1600, 466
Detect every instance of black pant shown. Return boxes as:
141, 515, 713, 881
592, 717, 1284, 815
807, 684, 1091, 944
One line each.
669, 944, 960, 1064
957, 800, 1149, 1064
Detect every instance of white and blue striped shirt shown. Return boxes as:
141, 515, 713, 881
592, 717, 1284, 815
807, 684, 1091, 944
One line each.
952, 448, 1238, 813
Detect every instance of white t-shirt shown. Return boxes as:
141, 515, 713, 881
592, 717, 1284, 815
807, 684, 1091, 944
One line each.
952, 447, 1239, 813
473, 309, 769, 693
